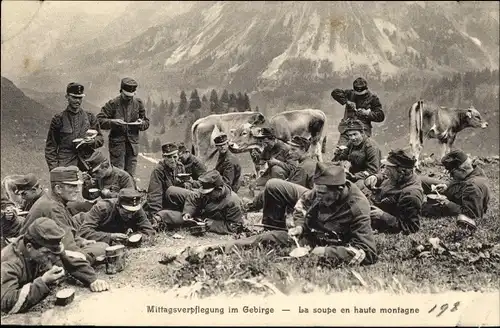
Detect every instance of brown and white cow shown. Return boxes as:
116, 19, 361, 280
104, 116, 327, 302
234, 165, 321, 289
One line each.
409, 100, 488, 169
228, 109, 328, 162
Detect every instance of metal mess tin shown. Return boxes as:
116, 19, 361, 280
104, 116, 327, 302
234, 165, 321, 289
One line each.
105, 245, 127, 275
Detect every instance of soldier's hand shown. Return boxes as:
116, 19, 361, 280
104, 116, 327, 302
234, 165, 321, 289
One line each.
357, 108, 371, 116
288, 226, 303, 237
101, 188, 114, 198
364, 175, 378, 189
89, 279, 109, 292
267, 158, 280, 167
370, 206, 384, 219
431, 183, 447, 194
182, 213, 192, 222
2, 205, 17, 221
110, 233, 128, 241
112, 119, 127, 125
41, 265, 66, 285
346, 100, 356, 110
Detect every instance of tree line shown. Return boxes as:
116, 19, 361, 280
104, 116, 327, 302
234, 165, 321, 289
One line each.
140, 88, 253, 152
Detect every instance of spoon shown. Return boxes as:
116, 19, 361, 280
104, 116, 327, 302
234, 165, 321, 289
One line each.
289, 236, 309, 258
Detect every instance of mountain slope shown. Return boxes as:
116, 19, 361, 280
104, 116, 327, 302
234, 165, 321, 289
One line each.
18, 1, 499, 106
1, 77, 53, 178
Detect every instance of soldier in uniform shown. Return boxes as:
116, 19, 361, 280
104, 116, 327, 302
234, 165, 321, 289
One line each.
1, 217, 109, 314
78, 188, 155, 245
177, 142, 207, 181
11, 173, 45, 212
97, 77, 150, 177
82, 149, 136, 200
332, 119, 382, 191
419, 149, 491, 229
180, 163, 377, 266
331, 77, 385, 146
364, 149, 424, 234
245, 136, 317, 213
253, 127, 292, 187
155, 170, 244, 235
1, 199, 24, 248
145, 143, 187, 220
214, 133, 242, 192
45, 82, 104, 172
21, 166, 109, 265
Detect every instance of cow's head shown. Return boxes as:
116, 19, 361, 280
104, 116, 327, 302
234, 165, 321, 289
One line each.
463, 105, 488, 129
228, 113, 266, 153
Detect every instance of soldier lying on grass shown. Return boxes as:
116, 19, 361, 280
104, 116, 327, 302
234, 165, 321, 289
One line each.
167, 163, 378, 266
1, 217, 109, 314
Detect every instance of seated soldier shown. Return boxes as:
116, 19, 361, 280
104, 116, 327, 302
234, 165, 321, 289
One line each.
20, 166, 109, 265
154, 170, 244, 235
253, 127, 292, 187
420, 149, 491, 229
214, 133, 242, 192
78, 188, 155, 244
332, 119, 381, 191
83, 149, 136, 200
177, 142, 207, 181
364, 149, 424, 235
145, 143, 188, 220
11, 173, 45, 212
178, 163, 377, 267
245, 136, 317, 212
1, 217, 109, 314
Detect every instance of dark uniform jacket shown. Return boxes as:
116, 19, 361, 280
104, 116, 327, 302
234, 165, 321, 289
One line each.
275, 157, 318, 189
20, 194, 87, 252
215, 151, 242, 192
97, 96, 150, 158
292, 181, 377, 265
421, 167, 490, 220
45, 108, 104, 171
1, 237, 96, 314
370, 173, 424, 234
180, 154, 207, 181
261, 139, 291, 164
146, 161, 186, 216
78, 199, 155, 244
331, 89, 385, 136
183, 185, 243, 235
82, 167, 135, 200
333, 138, 382, 181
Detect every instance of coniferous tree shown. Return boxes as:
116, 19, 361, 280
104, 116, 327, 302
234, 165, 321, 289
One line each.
236, 92, 244, 112
228, 92, 237, 110
151, 138, 162, 152
168, 99, 175, 116
210, 89, 219, 113
139, 131, 150, 153
220, 89, 229, 112
244, 93, 251, 110
146, 96, 152, 116
178, 90, 188, 115
189, 89, 202, 112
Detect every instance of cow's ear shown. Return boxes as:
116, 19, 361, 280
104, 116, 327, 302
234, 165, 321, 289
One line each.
248, 113, 266, 125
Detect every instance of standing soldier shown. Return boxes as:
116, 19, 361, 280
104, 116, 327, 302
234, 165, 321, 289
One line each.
331, 77, 385, 146
97, 78, 150, 178
45, 82, 104, 172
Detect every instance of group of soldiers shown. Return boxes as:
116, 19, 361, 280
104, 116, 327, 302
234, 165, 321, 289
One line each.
0, 76, 492, 314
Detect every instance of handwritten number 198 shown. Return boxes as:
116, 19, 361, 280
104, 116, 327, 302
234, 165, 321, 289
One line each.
428, 302, 460, 317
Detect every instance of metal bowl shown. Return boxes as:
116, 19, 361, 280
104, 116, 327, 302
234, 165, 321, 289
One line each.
87, 188, 101, 200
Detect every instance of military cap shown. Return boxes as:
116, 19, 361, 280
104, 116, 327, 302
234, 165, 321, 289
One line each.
214, 133, 229, 146
25, 217, 65, 254
441, 149, 468, 171
85, 150, 109, 172
162, 143, 179, 156
177, 142, 188, 153
198, 170, 223, 194
382, 149, 416, 169
344, 119, 365, 132
120, 77, 138, 96
66, 82, 85, 98
50, 166, 83, 185
287, 136, 311, 151
118, 188, 143, 211
13, 173, 39, 191
353, 77, 368, 92
313, 162, 346, 186
253, 126, 276, 139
